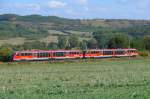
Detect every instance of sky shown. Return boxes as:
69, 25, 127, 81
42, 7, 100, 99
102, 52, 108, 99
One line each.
0, 0, 150, 19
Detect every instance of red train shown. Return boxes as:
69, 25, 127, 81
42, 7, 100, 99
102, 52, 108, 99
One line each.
13, 49, 138, 61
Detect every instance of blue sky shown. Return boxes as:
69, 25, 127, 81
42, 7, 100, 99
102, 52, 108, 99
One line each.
0, 0, 150, 19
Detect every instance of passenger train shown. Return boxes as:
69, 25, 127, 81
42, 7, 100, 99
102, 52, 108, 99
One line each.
13, 49, 138, 61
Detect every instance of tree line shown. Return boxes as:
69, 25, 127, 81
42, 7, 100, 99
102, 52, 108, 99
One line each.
0, 31, 150, 61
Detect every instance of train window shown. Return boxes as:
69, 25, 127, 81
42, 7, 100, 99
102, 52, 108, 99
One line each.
115, 50, 124, 55
24, 53, 27, 56
20, 53, 32, 56
99, 51, 102, 54
70, 52, 73, 54
38, 53, 41, 57
76, 52, 80, 54
91, 51, 94, 54
21, 53, 26, 56
103, 51, 113, 55
74, 52, 77, 54
28, 53, 31, 56
87, 51, 91, 54
71, 52, 74, 54
37, 53, 50, 57
38, 53, 43, 57
91, 51, 97, 54
94, 51, 98, 54
132, 50, 136, 53
45, 53, 49, 57
95, 51, 99, 54
55, 52, 65, 57
37, 53, 41, 57
128, 50, 135, 53
42, 53, 45, 57
49, 53, 51, 57
33, 53, 37, 57
70, 52, 77, 54
16, 53, 21, 56
127, 50, 130, 53
20, 53, 24, 56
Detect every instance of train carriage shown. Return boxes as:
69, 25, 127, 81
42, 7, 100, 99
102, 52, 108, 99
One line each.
51, 50, 82, 59
84, 49, 103, 58
13, 49, 138, 61
13, 50, 52, 61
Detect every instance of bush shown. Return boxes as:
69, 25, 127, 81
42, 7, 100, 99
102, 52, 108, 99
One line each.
0, 46, 13, 62
139, 51, 150, 57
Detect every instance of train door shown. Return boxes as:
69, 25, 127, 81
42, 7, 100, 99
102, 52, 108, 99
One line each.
82, 50, 86, 59
33, 53, 38, 58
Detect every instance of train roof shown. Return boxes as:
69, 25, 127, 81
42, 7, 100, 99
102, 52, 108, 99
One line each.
15, 50, 82, 53
87, 48, 137, 51
14, 48, 137, 53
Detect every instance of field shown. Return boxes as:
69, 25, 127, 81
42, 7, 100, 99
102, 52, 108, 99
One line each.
0, 58, 150, 99
0, 30, 92, 46
0, 37, 26, 46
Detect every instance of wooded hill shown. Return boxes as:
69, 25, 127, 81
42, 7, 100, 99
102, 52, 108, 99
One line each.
0, 14, 150, 40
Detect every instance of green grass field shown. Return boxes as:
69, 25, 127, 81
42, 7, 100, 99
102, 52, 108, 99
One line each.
0, 58, 150, 99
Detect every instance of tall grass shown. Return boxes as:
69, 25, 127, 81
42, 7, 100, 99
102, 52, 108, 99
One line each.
0, 58, 149, 99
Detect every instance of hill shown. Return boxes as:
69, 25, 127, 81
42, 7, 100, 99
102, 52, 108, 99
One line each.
0, 14, 150, 45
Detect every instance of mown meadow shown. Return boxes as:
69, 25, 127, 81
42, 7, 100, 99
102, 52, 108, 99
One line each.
0, 58, 150, 99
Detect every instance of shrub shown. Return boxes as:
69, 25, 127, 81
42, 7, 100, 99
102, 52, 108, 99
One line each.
0, 46, 13, 62
139, 51, 150, 57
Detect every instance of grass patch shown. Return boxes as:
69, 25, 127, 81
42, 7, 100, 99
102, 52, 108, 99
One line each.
0, 58, 150, 99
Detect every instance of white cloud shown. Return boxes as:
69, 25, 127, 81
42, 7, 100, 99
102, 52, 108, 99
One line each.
78, 0, 88, 5
48, 1, 67, 9
120, 0, 127, 3
84, 6, 89, 11
66, 9, 79, 16
136, 0, 150, 9
2, 3, 41, 11
21, 4, 40, 10
115, 0, 128, 4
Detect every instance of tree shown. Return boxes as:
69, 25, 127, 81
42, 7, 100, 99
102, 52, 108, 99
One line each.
58, 35, 68, 49
107, 33, 129, 49
47, 42, 58, 50
130, 37, 144, 50
0, 46, 13, 62
93, 31, 112, 48
143, 35, 150, 50
68, 34, 79, 49
79, 40, 87, 50
87, 38, 98, 49
23, 41, 46, 50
